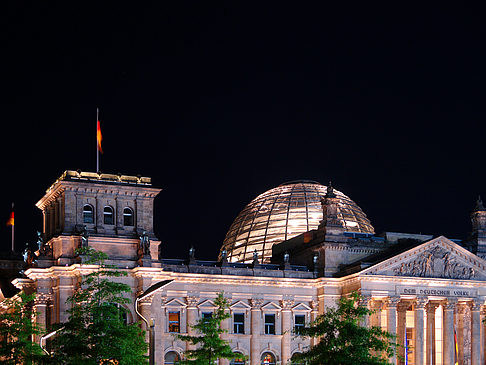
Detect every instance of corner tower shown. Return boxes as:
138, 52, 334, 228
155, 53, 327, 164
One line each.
35, 170, 162, 265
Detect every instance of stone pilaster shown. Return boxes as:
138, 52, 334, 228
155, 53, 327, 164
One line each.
280, 298, 294, 365
359, 294, 372, 327
186, 296, 199, 351
250, 299, 263, 365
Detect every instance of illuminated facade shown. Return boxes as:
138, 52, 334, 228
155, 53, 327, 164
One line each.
9, 170, 486, 365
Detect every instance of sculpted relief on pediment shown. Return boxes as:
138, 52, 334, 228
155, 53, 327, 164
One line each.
393, 245, 475, 280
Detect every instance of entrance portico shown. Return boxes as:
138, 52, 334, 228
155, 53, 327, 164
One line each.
351, 236, 486, 365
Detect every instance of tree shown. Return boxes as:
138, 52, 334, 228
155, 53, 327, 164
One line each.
49, 247, 148, 365
294, 292, 397, 365
177, 292, 238, 365
0, 291, 45, 364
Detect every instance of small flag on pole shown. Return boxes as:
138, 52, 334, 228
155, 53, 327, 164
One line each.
97, 119, 103, 154
6, 210, 14, 226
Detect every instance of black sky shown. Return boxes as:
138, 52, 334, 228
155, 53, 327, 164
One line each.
1, 2, 485, 259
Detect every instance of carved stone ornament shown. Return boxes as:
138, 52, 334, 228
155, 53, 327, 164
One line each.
393, 245, 475, 280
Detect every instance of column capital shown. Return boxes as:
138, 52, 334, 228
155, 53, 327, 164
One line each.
186, 296, 199, 307
359, 294, 372, 307
426, 301, 439, 313
415, 296, 428, 309
280, 299, 294, 310
470, 299, 483, 311
386, 296, 401, 308
310, 300, 319, 310
444, 298, 458, 310
250, 298, 264, 309
370, 299, 384, 311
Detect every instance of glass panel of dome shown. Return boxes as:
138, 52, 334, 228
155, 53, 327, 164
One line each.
249, 229, 267, 238
266, 227, 286, 235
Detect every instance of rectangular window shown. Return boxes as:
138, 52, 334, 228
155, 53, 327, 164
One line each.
202, 312, 213, 322
264, 314, 275, 335
294, 314, 305, 335
233, 313, 245, 334
168, 311, 180, 333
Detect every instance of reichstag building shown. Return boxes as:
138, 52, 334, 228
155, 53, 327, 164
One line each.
10, 170, 486, 365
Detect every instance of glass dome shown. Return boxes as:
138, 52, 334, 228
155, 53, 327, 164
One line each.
220, 180, 374, 264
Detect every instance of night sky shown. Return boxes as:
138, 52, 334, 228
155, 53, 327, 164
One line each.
1, 3, 485, 260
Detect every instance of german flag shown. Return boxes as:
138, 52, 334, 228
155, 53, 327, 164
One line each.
6, 210, 14, 226
97, 120, 103, 154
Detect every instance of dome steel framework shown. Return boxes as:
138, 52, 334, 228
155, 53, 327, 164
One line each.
220, 180, 374, 264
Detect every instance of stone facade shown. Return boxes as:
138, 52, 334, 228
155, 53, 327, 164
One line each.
8, 171, 486, 365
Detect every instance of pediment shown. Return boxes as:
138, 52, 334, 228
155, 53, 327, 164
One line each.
198, 299, 218, 309
230, 300, 251, 310
165, 298, 187, 307
361, 236, 486, 280
262, 302, 282, 310
292, 303, 312, 311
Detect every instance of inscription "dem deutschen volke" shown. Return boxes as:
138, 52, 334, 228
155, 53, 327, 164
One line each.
400, 287, 475, 297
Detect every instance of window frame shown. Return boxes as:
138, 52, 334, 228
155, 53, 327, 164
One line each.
82, 204, 94, 224
168, 311, 181, 333
103, 206, 114, 225
233, 313, 245, 334
123, 207, 134, 226
264, 313, 276, 335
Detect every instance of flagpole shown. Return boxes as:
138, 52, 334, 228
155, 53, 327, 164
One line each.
96, 108, 99, 173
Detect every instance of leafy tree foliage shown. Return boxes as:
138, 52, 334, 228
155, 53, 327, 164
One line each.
177, 292, 238, 365
49, 247, 148, 365
295, 292, 397, 365
0, 291, 45, 364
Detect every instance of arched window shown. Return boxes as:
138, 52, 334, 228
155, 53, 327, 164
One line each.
123, 207, 134, 226
104, 206, 114, 225
164, 351, 180, 365
230, 352, 246, 365
83, 204, 94, 224
261, 352, 276, 365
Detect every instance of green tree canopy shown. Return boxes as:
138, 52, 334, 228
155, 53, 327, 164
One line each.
0, 291, 45, 365
49, 247, 148, 365
177, 292, 238, 365
295, 292, 397, 365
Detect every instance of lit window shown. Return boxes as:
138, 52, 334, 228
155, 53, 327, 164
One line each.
83, 204, 94, 224
261, 352, 275, 365
233, 313, 245, 334
103, 206, 114, 225
168, 311, 180, 333
294, 314, 305, 335
123, 207, 134, 226
264, 314, 275, 335
164, 351, 180, 365
230, 352, 246, 365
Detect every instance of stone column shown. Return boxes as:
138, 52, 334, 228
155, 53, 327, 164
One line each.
186, 296, 199, 351
250, 299, 263, 365
138, 296, 153, 356
456, 303, 466, 365
471, 300, 482, 365
442, 299, 456, 365
359, 294, 372, 327
414, 297, 427, 365
397, 301, 408, 365
425, 302, 437, 365
280, 299, 294, 365
387, 296, 400, 365
370, 299, 383, 328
